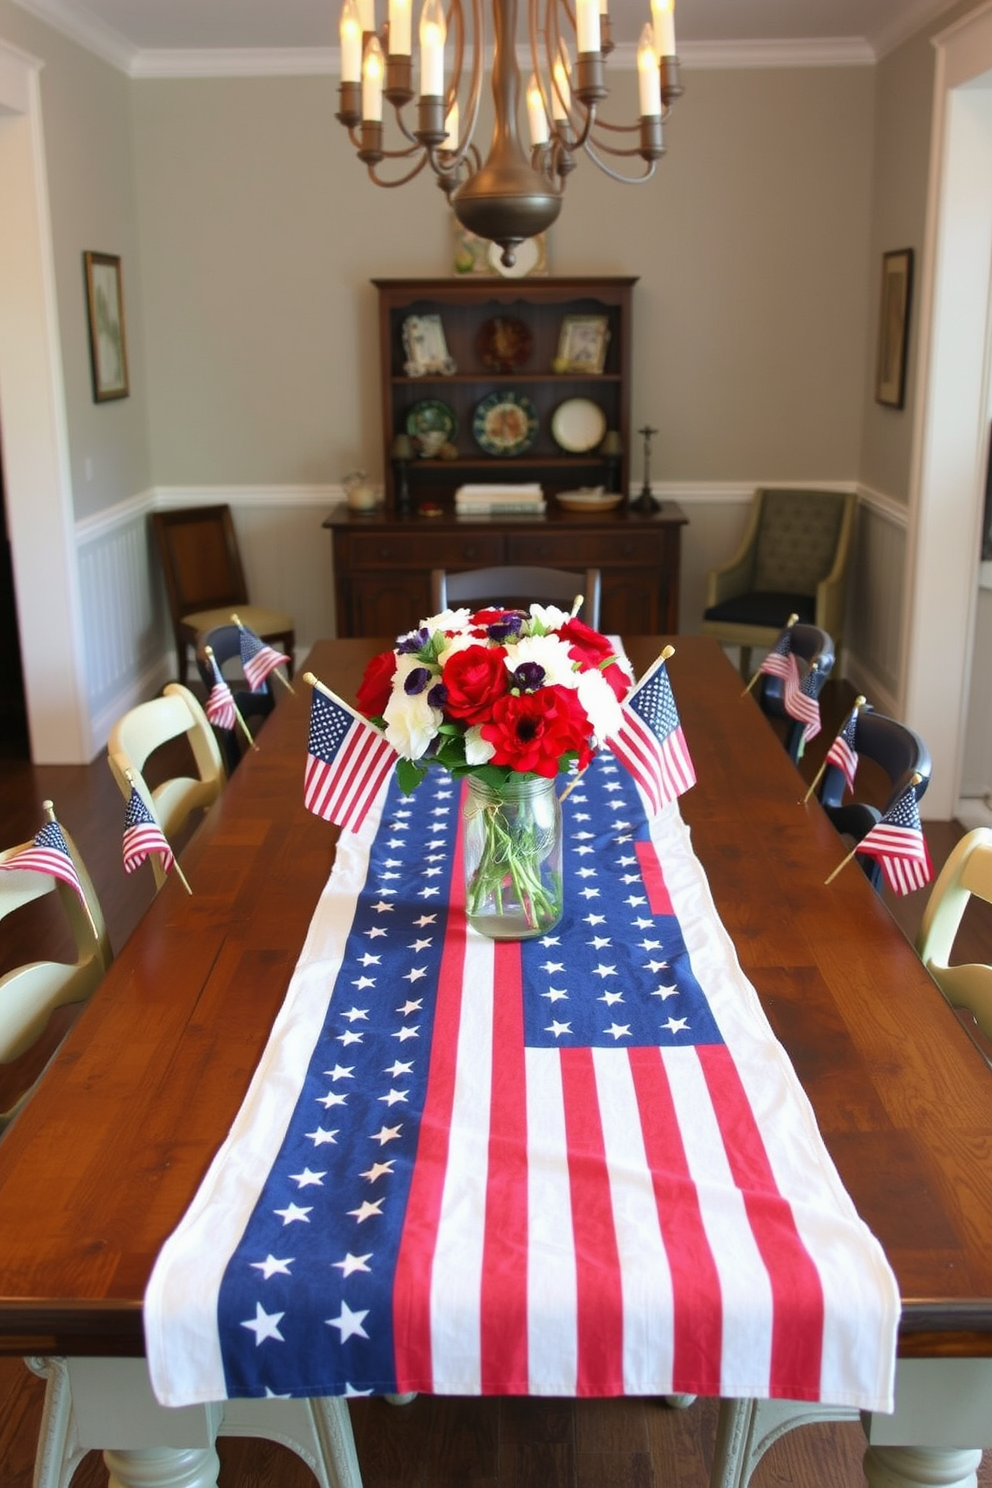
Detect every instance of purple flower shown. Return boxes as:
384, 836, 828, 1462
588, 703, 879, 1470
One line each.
487, 613, 525, 643
428, 681, 448, 709
404, 666, 433, 695
397, 627, 430, 655
511, 661, 546, 693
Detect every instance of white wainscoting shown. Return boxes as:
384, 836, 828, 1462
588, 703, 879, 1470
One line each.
76, 486, 342, 755
844, 487, 908, 717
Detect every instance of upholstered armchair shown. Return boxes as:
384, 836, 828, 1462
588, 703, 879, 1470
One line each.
702, 488, 856, 677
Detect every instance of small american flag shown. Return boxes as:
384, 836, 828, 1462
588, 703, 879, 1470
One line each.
607, 655, 696, 816
239, 625, 289, 692
824, 709, 859, 797
758, 628, 794, 682
1, 817, 84, 902
304, 686, 397, 833
788, 662, 822, 743
856, 783, 932, 895
122, 787, 175, 876
204, 653, 237, 732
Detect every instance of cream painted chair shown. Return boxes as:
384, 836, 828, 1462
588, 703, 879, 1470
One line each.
702, 488, 856, 677
107, 683, 226, 889
0, 802, 111, 1131
916, 827, 992, 1057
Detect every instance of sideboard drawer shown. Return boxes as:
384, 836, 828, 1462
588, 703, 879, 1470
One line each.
348, 532, 505, 569
505, 531, 665, 566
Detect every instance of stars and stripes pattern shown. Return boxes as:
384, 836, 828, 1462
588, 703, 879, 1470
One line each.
239, 625, 290, 692
304, 686, 397, 834
824, 709, 860, 797
204, 653, 237, 732
855, 783, 933, 895
607, 656, 696, 817
121, 786, 175, 876
1, 817, 84, 902
145, 754, 898, 1415
757, 628, 794, 682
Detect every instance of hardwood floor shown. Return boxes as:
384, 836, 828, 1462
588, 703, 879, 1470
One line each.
2, 674, 992, 1487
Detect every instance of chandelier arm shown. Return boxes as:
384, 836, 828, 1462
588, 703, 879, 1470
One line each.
452, 0, 485, 169
367, 154, 434, 186
387, 104, 425, 147
346, 121, 422, 156
580, 136, 659, 183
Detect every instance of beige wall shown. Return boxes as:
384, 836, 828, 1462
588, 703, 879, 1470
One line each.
130, 63, 874, 490
0, 0, 150, 521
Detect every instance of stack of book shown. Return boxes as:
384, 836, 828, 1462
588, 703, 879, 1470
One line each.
455, 483, 546, 516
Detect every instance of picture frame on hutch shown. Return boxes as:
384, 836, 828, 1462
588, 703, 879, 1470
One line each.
83, 251, 129, 402
554, 314, 610, 375
875, 248, 913, 409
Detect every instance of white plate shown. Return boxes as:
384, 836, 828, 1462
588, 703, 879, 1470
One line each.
487, 238, 541, 278
551, 398, 607, 453
556, 491, 624, 512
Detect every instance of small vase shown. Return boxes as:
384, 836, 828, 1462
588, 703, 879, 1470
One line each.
462, 773, 563, 941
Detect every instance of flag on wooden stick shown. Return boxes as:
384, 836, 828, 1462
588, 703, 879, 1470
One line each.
1, 813, 84, 903
304, 677, 398, 833
122, 785, 175, 876
607, 649, 696, 817
855, 783, 932, 896
235, 619, 292, 692
204, 651, 237, 732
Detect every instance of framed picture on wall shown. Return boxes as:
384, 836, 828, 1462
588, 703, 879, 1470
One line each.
875, 248, 913, 409
84, 250, 129, 401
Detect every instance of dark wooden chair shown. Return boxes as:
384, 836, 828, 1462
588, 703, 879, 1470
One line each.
195, 623, 275, 774
817, 707, 932, 892
430, 565, 601, 628
151, 505, 295, 684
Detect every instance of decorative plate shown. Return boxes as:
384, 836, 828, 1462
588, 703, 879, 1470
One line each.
556, 490, 625, 512
551, 397, 607, 453
487, 236, 545, 278
473, 390, 539, 457
476, 316, 533, 372
405, 398, 458, 458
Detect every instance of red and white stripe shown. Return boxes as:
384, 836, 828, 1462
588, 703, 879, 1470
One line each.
304, 719, 396, 833
388, 805, 892, 1404
608, 716, 696, 819
856, 825, 932, 895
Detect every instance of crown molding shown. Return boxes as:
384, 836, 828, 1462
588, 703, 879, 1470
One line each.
677, 36, 874, 68
129, 34, 877, 80
9, 0, 135, 72
870, 0, 966, 60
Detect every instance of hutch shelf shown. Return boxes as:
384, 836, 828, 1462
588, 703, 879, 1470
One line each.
374, 276, 637, 509
323, 275, 685, 640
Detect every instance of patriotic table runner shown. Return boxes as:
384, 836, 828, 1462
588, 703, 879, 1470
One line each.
145, 754, 898, 1411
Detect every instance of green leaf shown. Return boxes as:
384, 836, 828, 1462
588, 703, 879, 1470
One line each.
396, 757, 427, 795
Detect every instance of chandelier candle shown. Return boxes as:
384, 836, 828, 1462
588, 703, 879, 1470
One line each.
335, 0, 684, 264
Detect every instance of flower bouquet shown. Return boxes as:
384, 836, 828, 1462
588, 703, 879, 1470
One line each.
355, 602, 633, 938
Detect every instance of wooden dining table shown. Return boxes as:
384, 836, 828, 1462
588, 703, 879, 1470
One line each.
2, 636, 992, 1488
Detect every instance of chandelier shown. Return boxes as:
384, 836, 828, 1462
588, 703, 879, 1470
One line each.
335, 0, 682, 266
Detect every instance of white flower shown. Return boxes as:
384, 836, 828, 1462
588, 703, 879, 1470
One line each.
529, 602, 574, 630
382, 654, 442, 760
503, 633, 579, 689
464, 725, 495, 765
423, 607, 472, 635
575, 666, 625, 742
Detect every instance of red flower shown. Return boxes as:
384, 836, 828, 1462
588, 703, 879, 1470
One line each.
559, 617, 630, 702
442, 644, 509, 724
480, 686, 593, 776
356, 648, 397, 719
